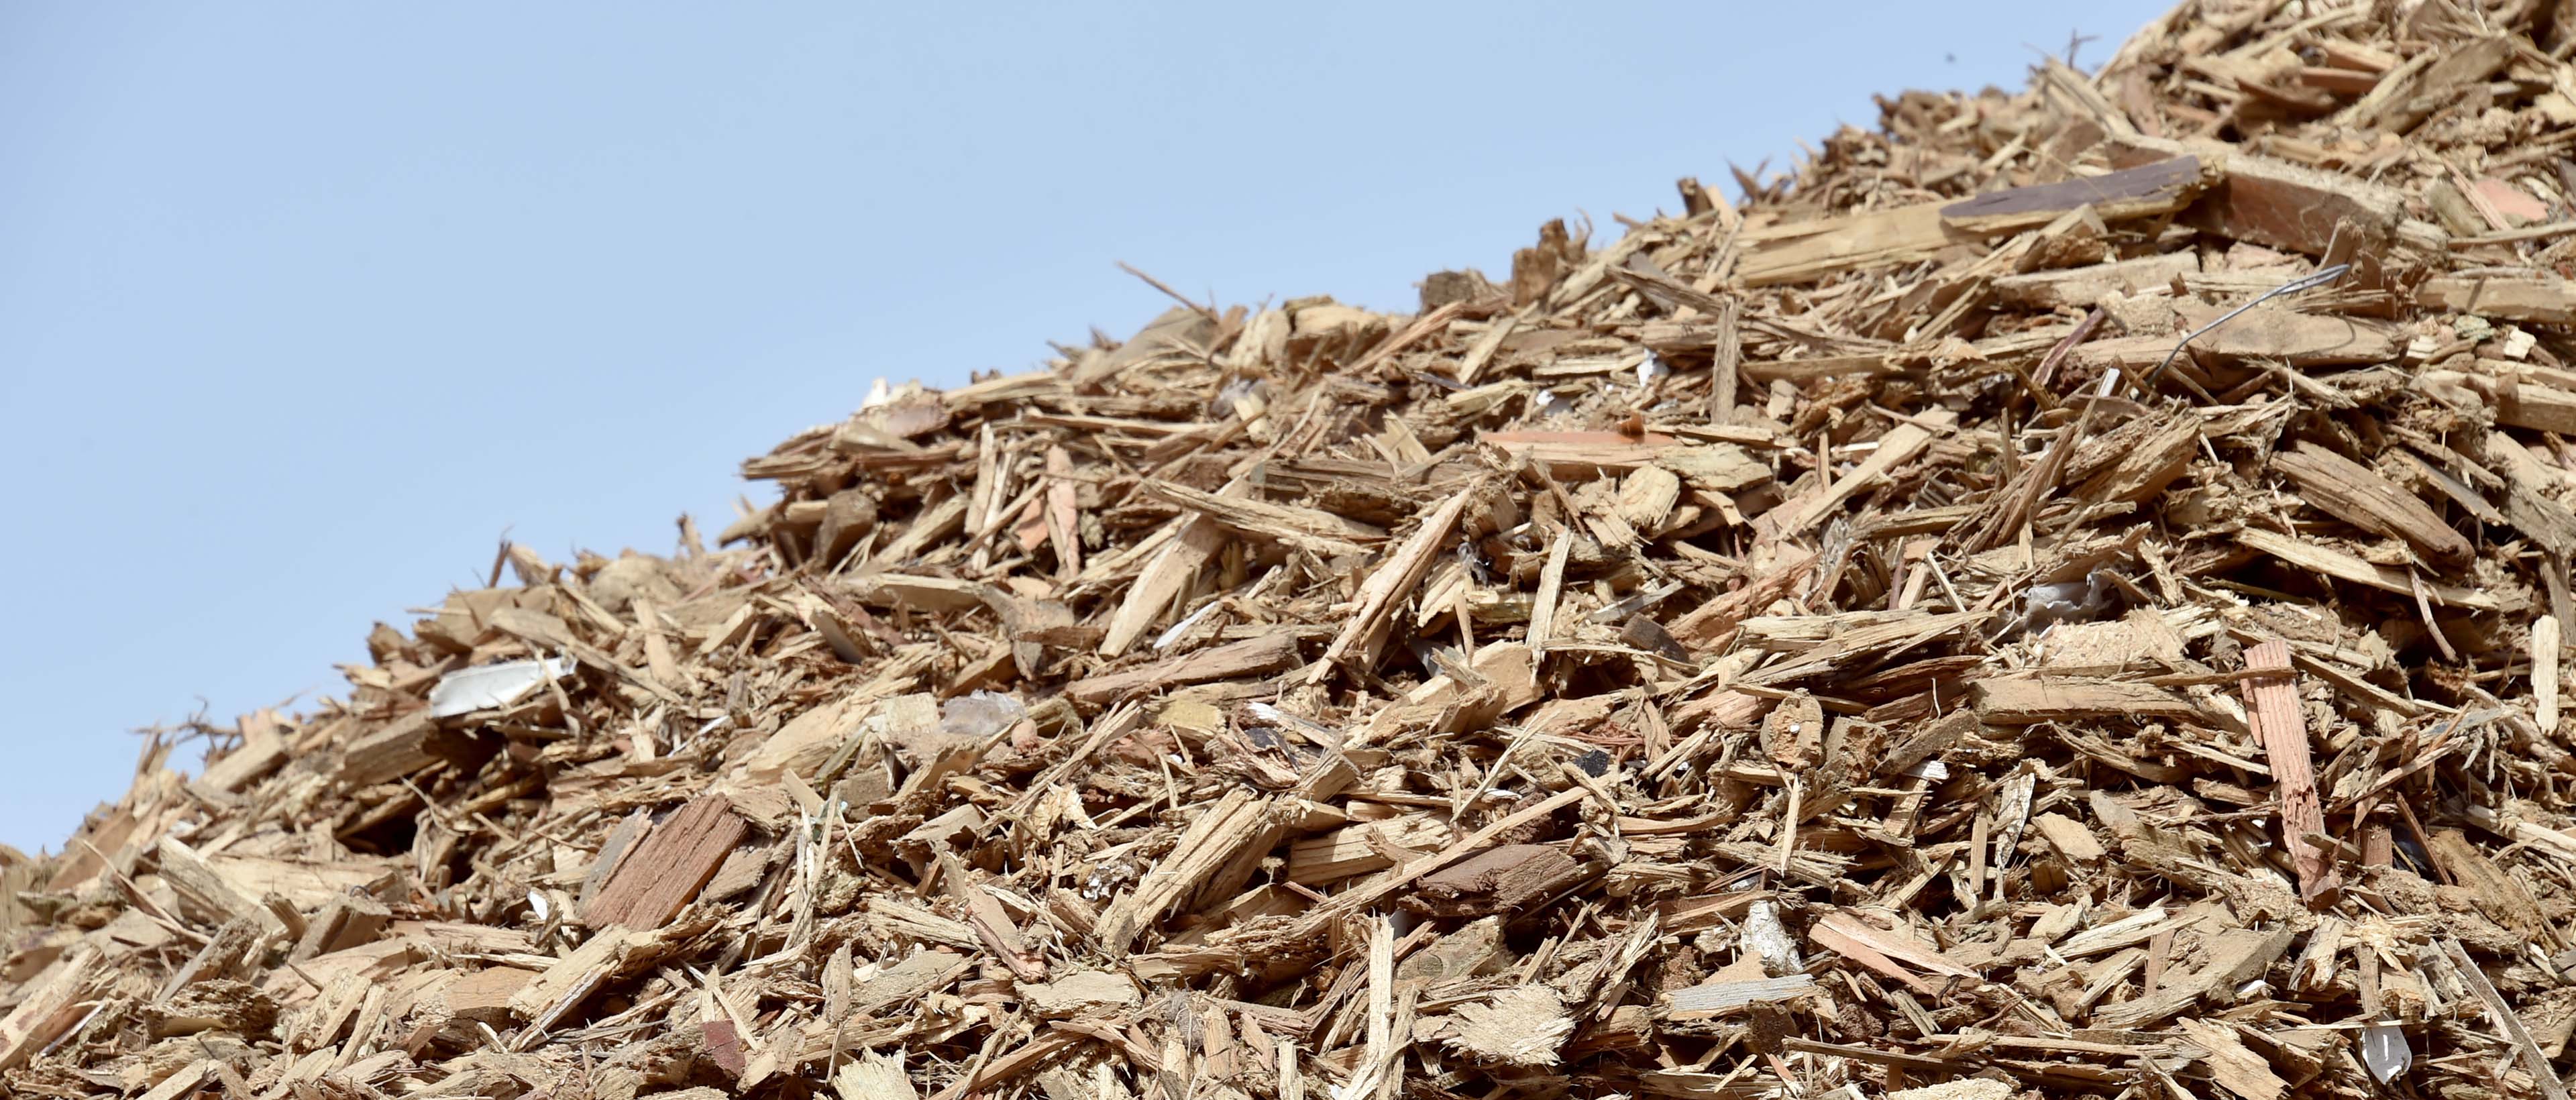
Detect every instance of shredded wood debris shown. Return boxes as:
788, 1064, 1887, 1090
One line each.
19, 3, 2576, 1099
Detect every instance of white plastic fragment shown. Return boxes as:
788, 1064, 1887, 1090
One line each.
939, 690, 1026, 740
2008, 570, 2119, 639
2025, 573, 2115, 624
1152, 600, 1223, 650
1744, 899, 1803, 975
2361, 1020, 2411, 1083
428, 657, 572, 718
1212, 376, 1261, 413
1246, 702, 1343, 744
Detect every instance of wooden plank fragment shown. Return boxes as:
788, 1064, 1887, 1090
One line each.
1308, 488, 1477, 684
1660, 974, 1817, 1019
1972, 677, 2215, 724
197, 712, 289, 795
1065, 632, 1302, 707
2541, 614, 2563, 734
1044, 445, 1083, 580
2445, 937, 2575, 1100
2059, 908, 2186, 958
157, 837, 288, 937
1736, 203, 1966, 288
335, 708, 439, 789
1737, 158, 2206, 286
441, 966, 535, 1024
2426, 828, 2548, 938
508, 926, 651, 1034
0, 944, 99, 1071
2491, 375, 2576, 437
1481, 431, 1770, 489
1094, 788, 1275, 954
1667, 547, 1818, 649
1138, 480, 1387, 557
2113, 138, 2405, 254
2274, 443, 2471, 568
1287, 815, 1453, 885
1527, 528, 1572, 656
1100, 497, 1236, 658
1939, 156, 2209, 234
2031, 812, 2106, 863
2353, 36, 2514, 133
2175, 1018, 2288, 1100
2164, 304, 2402, 365
1759, 409, 1957, 539
741, 697, 869, 784
2092, 927, 2294, 1028
1993, 251, 2200, 310
939, 852, 1046, 983
582, 795, 748, 930
2420, 274, 2576, 324
2236, 527, 2500, 609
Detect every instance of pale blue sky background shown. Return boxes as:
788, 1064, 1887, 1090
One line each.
0, 1, 2167, 851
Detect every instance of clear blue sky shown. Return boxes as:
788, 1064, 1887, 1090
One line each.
0, 1, 2167, 852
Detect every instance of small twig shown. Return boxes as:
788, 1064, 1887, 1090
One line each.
1116, 261, 1220, 321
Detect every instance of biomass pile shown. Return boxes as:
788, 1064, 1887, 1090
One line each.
21, 2, 2576, 1098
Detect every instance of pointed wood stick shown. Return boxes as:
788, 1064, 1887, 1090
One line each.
2242, 639, 2341, 907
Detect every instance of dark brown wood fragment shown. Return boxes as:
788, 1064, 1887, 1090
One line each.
1402, 844, 1593, 918
1941, 156, 2204, 232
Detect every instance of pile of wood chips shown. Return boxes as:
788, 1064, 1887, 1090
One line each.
26, 2, 2576, 1099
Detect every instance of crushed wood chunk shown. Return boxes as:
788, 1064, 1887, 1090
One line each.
1440, 985, 1574, 1068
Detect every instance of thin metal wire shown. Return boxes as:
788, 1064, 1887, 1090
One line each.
2106, 262, 2355, 398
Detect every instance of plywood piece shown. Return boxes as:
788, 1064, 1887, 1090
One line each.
1972, 677, 2216, 724
2420, 274, 2576, 324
